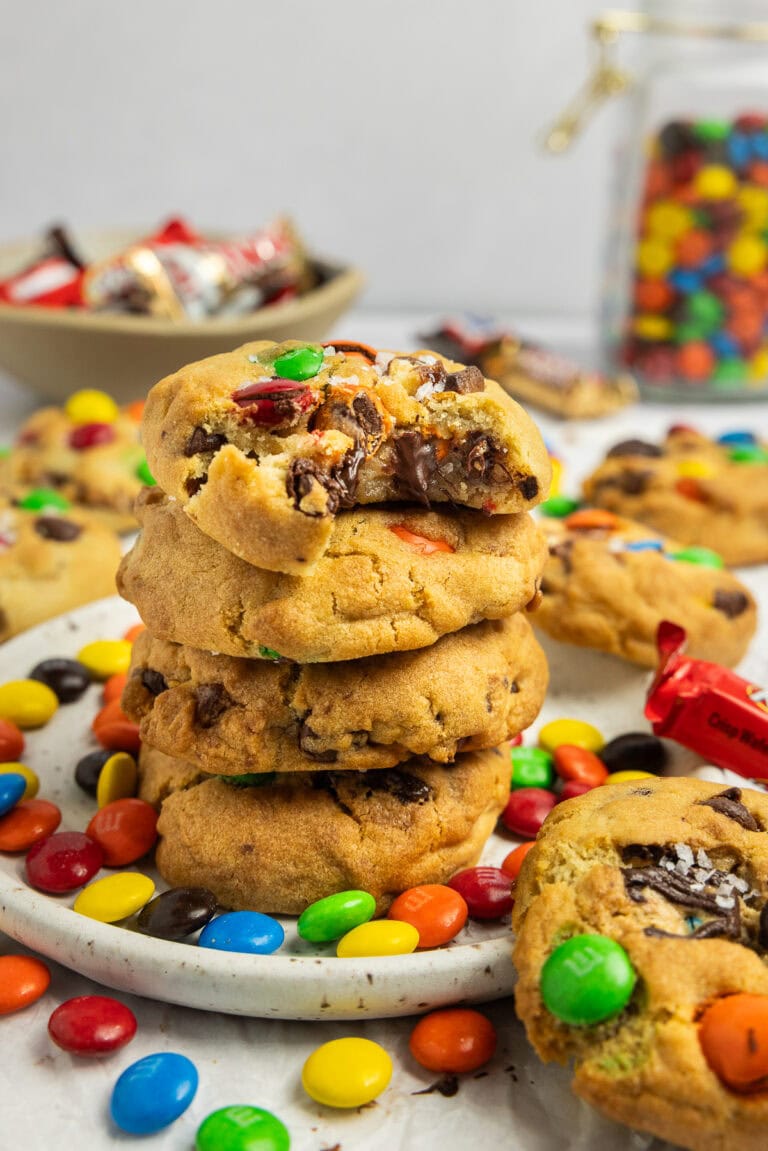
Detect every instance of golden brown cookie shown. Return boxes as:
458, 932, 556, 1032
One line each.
583, 427, 768, 566
513, 777, 768, 1151
141, 339, 551, 574
0, 496, 121, 641
122, 614, 547, 775
11, 402, 146, 532
536, 511, 757, 667
117, 488, 547, 663
140, 742, 511, 914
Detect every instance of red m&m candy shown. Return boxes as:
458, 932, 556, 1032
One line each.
447, 867, 513, 920
501, 787, 557, 838
48, 995, 137, 1057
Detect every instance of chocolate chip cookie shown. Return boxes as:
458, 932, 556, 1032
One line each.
140, 742, 511, 914
583, 427, 768, 566
513, 777, 768, 1151
11, 402, 147, 532
0, 496, 121, 641
117, 489, 547, 663
536, 510, 757, 667
141, 339, 551, 574
122, 614, 547, 775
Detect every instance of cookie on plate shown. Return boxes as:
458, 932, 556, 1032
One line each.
535, 509, 757, 667
122, 614, 548, 775
583, 427, 768, 566
140, 742, 511, 914
513, 777, 768, 1151
11, 396, 147, 533
141, 339, 551, 573
0, 496, 121, 641
117, 488, 547, 663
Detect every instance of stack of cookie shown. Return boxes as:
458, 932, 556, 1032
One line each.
118, 339, 552, 914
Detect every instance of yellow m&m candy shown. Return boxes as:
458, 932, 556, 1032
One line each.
605, 770, 656, 785
0, 681, 58, 728
727, 234, 767, 278
336, 920, 419, 958
636, 238, 674, 279
77, 640, 132, 680
0, 762, 38, 799
65, 389, 119, 425
645, 200, 693, 241
74, 872, 155, 922
302, 1038, 392, 1108
96, 752, 138, 809
539, 718, 604, 755
693, 165, 738, 200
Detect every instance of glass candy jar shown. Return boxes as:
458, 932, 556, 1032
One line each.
550, 2, 768, 400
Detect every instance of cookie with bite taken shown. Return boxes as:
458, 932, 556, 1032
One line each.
141, 339, 551, 574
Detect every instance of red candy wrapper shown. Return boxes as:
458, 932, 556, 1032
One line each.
646, 621, 768, 780
0, 225, 85, 307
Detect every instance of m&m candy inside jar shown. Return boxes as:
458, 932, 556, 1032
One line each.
596, 3, 768, 399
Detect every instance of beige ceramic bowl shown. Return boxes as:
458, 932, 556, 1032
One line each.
0, 230, 364, 404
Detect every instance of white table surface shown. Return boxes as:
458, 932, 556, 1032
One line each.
1, 309, 768, 1151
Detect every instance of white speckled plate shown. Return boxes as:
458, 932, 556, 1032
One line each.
0, 597, 523, 1021
3, 589, 751, 1022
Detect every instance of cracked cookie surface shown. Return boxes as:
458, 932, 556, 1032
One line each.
139, 742, 511, 914
10, 404, 146, 533
583, 427, 768, 566
536, 512, 756, 667
141, 339, 551, 574
0, 496, 121, 641
117, 488, 547, 663
513, 777, 768, 1151
122, 614, 547, 774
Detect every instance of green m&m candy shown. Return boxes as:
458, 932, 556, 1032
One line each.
196, 1105, 290, 1151
220, 772, 277, 788
511, 746, 554, 790
136, 458, 156, 486
686, 290, 724, 331
272, 344, 324, 382
728, 444, 768, 464
540, 933, 637, 1026
297, 889, 376, 943
669, 546, 724, 569
258, 645, 283, 661
538, 496, 580, 519
17, 488, 70, 512
712, 358, 749, 388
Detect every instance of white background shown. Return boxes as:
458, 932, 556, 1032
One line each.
0, 0, 619, 320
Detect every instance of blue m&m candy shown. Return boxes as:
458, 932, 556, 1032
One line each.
623, 539, 664, 553
717, 430, 757, 447
198, 910, 284, 955
0, 772, 26, 816
111, 1052, 198, 1134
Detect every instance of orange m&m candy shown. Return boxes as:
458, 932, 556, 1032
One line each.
0, 799, 61, 852
92, 699, 141, 754
563, 509, 620, 532
553, 745, 609, 788
86, 798, 158, 867
388, 885, 468, 949
634, 279, 674, 313
389, 526, 454, 555
409, 1008, 497, 1073
677, 342, 715, 382
0, 954, 50, 1014
103, 673, 128, 704
123, 623, 146, 643
699, 994, 768, 1092
500, 841, 536, 882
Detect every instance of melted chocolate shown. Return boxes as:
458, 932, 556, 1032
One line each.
759, 903, 768, 949
34, 517, 82, 542
606, 439, 663, 459
413, 1074, 460, 1097
286, 459, 337, 516
184, 426, 227, 457
644, 919, 737, 941
392, 432, 436, 505
549, 539, 574, 574
298, 722, 338, 764
518, 475, 539, 500
185, 476, 205, 497
464, 432, 496, 484
622, 865, 738, 914
699, 788, 761, 831
194, 683, 233, 728
362, 769, 433, 805
351, 392, 383, 439
712, 589, 750, 619
141, 669, 168, 697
